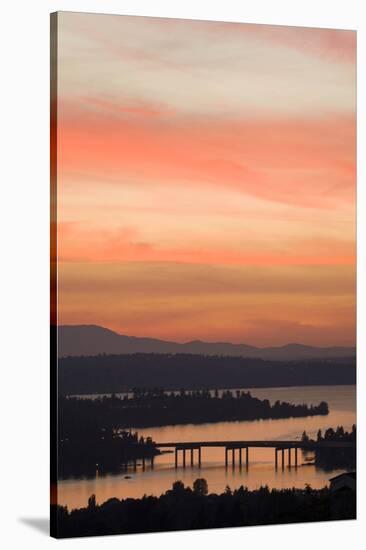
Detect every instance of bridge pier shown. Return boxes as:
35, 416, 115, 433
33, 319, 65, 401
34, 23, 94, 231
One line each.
276, 447, 297, 469
157, 440, 354, 470
224, 447, 249, 469
277, 447, 298, 468
175, 447, 201, 468
225, 447, 234, 468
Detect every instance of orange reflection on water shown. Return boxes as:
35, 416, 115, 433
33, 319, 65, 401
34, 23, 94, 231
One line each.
57, 385, 356, 510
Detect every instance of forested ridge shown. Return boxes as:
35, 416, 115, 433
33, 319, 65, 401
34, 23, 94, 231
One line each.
53, 479, 356, 537
59, 353, 355, 395
60, 389, 329, 429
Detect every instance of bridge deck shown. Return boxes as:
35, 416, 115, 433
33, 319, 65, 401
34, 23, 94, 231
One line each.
155, 440, 354, 449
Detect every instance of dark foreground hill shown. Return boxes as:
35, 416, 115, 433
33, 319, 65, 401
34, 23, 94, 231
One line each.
52, 481, 356, 537
58, 325, 355, 361
58, 353, 356, 395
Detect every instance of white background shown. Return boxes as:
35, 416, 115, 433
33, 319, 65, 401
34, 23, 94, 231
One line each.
0, 0, 365, 548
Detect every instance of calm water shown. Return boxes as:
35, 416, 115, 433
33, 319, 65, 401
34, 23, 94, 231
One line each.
58, 385, 356, 510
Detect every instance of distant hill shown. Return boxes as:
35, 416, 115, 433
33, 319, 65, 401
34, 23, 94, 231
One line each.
58, 325, 355, 361
58, 353, 356, 395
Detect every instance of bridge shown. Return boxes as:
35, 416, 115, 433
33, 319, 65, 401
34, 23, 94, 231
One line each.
155, 440, 355, 469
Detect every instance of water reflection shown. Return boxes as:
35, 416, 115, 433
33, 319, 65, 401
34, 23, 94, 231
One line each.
58, 385, 355, 510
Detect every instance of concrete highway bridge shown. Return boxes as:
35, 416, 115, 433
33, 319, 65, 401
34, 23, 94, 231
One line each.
155, 440, 355, 469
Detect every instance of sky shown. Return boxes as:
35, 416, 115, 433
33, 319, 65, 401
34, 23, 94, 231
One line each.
56, 13, 356, 347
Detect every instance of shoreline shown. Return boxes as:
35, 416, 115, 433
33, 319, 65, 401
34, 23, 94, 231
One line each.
67, 382, 356, 399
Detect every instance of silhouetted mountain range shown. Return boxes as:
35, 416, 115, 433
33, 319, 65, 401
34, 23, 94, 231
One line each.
58, 325, 355, 361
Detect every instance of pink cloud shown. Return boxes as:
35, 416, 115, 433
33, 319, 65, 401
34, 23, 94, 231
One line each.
59, 104, 355, 209
214, 23, 356, 63
58, 222, 355, 266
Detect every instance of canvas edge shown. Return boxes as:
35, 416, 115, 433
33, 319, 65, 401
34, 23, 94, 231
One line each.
50, 10, 59, 540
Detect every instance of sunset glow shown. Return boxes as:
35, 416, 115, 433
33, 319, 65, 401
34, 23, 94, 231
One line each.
56, 13, 356, 346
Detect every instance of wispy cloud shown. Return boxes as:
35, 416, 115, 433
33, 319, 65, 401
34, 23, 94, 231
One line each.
56, 13, 356, 346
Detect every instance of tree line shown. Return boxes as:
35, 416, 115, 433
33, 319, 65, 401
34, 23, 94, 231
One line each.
59, 427, 159, 478
58, 353, 356, 395
52, 478, 355, 538
301, 425, 356, 470
60, 388, 329, 431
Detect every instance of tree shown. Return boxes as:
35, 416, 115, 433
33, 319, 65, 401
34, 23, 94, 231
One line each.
172, 480, 185, 493
318, 401, 329, 415
336, 426, 344, 438
317, 429, 322, 442
193, 478, 208, 496
225, 485, 232, 495
88, 494, 96, 509
324, 427, 335, 440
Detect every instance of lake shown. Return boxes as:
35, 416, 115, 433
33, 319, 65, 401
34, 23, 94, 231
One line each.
58, 384, 356, 510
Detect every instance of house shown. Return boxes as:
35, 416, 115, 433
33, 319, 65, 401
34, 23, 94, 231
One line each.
329, 472, 356, 493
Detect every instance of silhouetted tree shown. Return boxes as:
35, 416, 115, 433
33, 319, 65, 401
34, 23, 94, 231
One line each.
88, 495, 96, 510
193, 478, 208, 496
312, 425, 356, 470
54, 479, 356, 537
172, 480, 185, 494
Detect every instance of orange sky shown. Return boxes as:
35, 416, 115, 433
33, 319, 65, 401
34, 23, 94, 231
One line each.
56, 13, 356, 347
